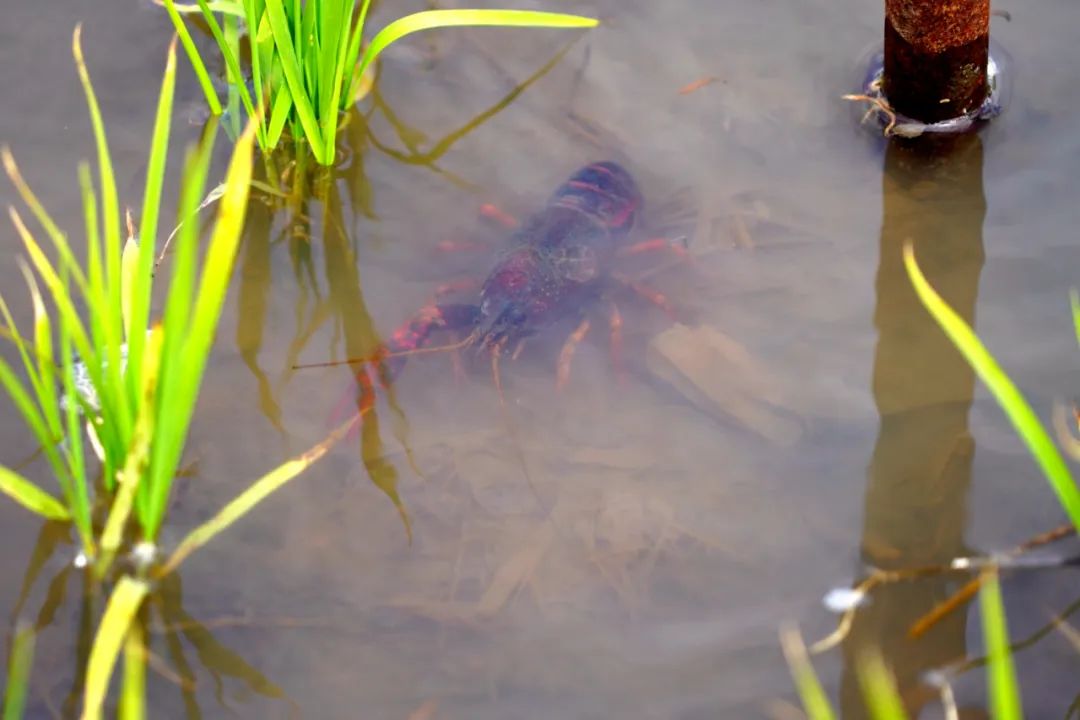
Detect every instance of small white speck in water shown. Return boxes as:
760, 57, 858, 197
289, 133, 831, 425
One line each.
73, 552, 89, 569
823, 586, 868, 613
130, 542, 157, 570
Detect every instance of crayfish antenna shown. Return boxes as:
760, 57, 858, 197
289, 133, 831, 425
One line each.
292, 333, 480, 370
490, 346, 550, 516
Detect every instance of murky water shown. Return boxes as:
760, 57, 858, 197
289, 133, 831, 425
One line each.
1, 0, 1078, 717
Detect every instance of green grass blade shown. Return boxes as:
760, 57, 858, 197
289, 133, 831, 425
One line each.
76, 164, 122, 484
780, 625, 837, 720
0, 290, 52, 441
73, 24, 132, 444
10, 213, 95, 402
161, 0, 224, 115
266, 83, 293, 148
2, 150, 90, 294
15, 261, 58, 439
316, 0, 349, 153
262, 0, 325, 158
855, 650, 908, 720
243, 0, 266, 115
82, 577, 150, 720
144, 122, 253, 537
120, 232, 139, 345
99, 327, 162, 571
0, 465, 70, 521
58, 290, 93, 546
980, 569, 1022, 720
139, 127, 216, 531
128, 37, 178, 389
2, 624, 35, 720
903, 241, 1080, 530
339, 0, 374, 109
193, 0, 263, 141
158, 412, 358, 576
0, 357, 67, 480
3, 215, 96, 527
354, 9, 597, 90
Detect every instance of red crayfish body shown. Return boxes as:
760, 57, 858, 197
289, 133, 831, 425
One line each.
378, 161, 660, 381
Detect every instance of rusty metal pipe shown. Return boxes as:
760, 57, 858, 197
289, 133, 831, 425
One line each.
883, 0, 990, 123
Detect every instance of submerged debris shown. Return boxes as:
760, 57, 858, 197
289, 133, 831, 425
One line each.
646, 323, 802, 445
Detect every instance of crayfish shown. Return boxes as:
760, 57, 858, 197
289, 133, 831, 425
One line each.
307, 161, 688, 418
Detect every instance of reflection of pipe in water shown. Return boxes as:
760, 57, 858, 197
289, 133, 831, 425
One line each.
840, 134, 986, 718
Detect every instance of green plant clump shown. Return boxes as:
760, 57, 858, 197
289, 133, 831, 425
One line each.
0, 27, 360, 717
162, 0, 598, 165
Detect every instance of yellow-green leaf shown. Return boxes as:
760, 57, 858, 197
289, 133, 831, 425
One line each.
121, 231, 139, 344
903, 241, 1080, 531
158, 412, 359, 576
855, 650, 908, 720
82, 577, 150, 720
780, 625, 837, 720
0, 465, 69, 520
980, 569, 1022, 720
3, 624, 35, 720
119, 616, 146, 720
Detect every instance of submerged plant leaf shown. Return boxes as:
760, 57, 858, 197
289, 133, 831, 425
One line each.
780, 625, 837, 720
903, 241, 1080, 531
120, 616, 147, 720
82, 576, 150, 720
158, 412, 360, 576
855, 650, 908, 720
980, 569, 1022, 720
2, 624, 36, 720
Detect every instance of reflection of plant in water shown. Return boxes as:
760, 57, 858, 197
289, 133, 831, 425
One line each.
160, 0, 597, 164
231, 41, 580, 535
0, 30, 356, 716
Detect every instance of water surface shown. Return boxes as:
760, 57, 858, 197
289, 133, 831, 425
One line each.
0, 0, 1078, 717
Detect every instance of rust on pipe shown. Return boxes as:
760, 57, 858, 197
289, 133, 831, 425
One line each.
883, 0, 989, 123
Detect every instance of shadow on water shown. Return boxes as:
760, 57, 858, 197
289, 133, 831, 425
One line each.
841, 135, 987, 717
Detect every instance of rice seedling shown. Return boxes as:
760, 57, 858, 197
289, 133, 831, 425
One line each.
160, 0, 598, 164
0, 26, 362, 716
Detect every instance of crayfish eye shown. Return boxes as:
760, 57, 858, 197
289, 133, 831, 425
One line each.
507, 306, 528, 326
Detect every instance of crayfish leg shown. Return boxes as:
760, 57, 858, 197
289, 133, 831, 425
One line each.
615, 237, 691, 261
478, 202, 520, 230
611, 271, 678, 320
607, 300, 626, 384
556, 317, 592, 392
429, 277, 482, 303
